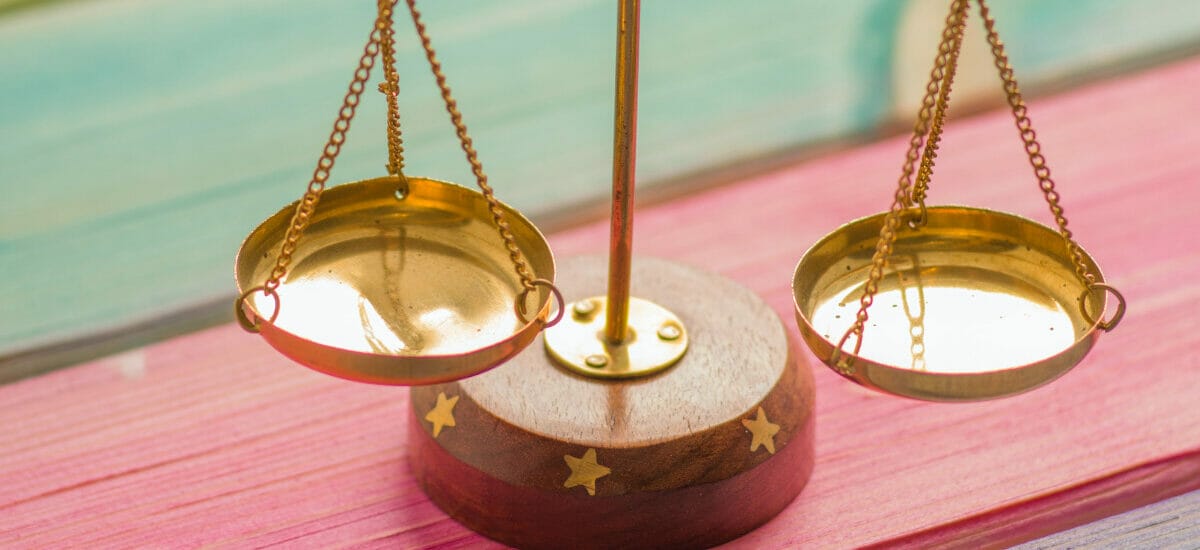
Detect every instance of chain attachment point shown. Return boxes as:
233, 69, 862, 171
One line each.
906, 202, 929, 229
831, 326, 864, 375
516, 278, 565, 328
235, 286, 280, 334
406, 0, 543, 312
393, 175, 410, 200
1079, 282, 1126, 332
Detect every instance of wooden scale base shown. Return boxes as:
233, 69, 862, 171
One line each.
410, 256, 815, 549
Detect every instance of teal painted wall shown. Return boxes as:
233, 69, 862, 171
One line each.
2, 0, 1199, 356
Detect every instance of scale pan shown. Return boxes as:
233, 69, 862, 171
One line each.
792, 206, 1117, 401
235, 176, 556, 385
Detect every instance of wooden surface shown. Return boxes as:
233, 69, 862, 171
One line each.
410, 257, 815, 548
1016, 489, 1200, 549
5, 0, 1200, 372
2, 55, 1200, 548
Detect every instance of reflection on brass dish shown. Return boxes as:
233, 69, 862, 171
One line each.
792, 206, 1117, 401
235, 176, 556, 385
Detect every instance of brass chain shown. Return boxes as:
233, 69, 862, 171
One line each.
241, 0, 555, 331
831, 0, 969, 372
977, 0, 1093, 286
377, 0, 407, 178
404, 0, 537, 292
902, 1, 970, 218
907, 0, 969, 225
833, 0, 1119, 367
259, 5, 392, 298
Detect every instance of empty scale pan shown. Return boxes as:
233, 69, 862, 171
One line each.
791, 0, 1124, 401
236, 176, 557, 385
234, 2, 561, 385
792, 206, 1122, 401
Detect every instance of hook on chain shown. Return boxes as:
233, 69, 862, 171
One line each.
1079, 282, 1126, 332
905, 202, 929, 229
235, 286, 280, 334
515, 278, 565, 329
830, 325, 864, 376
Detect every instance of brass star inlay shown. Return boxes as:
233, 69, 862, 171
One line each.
424, 392, 459, 438
563, 448, 611, 496
741, 406, 781, 454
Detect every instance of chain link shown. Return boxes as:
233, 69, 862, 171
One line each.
259, 6, 389, 296
404, 0, 537, 291
831, 0, 970, 372
907, 0, 968, 224
977, 0, 1093, 286
833, 0, 1114, 367
903, 1, 969, 217
253, 0, 541, 315
377, 0, 407, 178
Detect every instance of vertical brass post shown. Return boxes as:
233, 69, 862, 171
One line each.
544, 0, 685, 378
605, 0, 640, 344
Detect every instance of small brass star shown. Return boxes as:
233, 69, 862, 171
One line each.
741, 406, 781, 454
424, 392, 459, 438
563, 448, 611, 496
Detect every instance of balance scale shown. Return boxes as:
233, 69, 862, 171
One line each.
233, 0, 1124, 547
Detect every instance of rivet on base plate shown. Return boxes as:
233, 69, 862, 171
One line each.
545, 296, 689, 379
573, 300, 597, 318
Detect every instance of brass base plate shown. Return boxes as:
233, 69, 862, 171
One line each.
544, 296, 687, 379
793, 206, 1113, 401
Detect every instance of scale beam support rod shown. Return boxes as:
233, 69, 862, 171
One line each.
545, 0, 685, 379
606, 0, 640, 344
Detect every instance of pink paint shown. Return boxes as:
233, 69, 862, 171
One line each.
2, 56, 1200, 548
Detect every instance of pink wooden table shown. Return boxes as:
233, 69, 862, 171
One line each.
2, 57, 1198, 548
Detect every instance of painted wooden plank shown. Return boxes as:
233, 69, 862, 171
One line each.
1015, 489, 1200, 549
1, 55, 1199, 548
4, 0, 1200, 368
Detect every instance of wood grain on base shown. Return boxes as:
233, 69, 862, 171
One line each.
409, 257, 816, 549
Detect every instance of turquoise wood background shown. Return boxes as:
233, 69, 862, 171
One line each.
2, 0, 1199, 365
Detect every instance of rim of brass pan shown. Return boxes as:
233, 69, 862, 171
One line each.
235, 176, 557, 385
792, 206, 1123, 401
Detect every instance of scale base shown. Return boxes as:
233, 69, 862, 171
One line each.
409, 256, 815, 549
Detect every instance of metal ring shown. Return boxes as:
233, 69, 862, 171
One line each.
515, 278, 565, 329
393, 173, 410, 199
906, 202, 928, 229
1079, 282, 1126, 332
235, 286, 280, 334
830, 326, 864, 375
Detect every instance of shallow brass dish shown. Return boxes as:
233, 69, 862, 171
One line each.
235, 176, 555, 385
792, 206, 1117, 401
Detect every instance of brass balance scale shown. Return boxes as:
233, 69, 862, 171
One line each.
233, 0, 1125, 547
